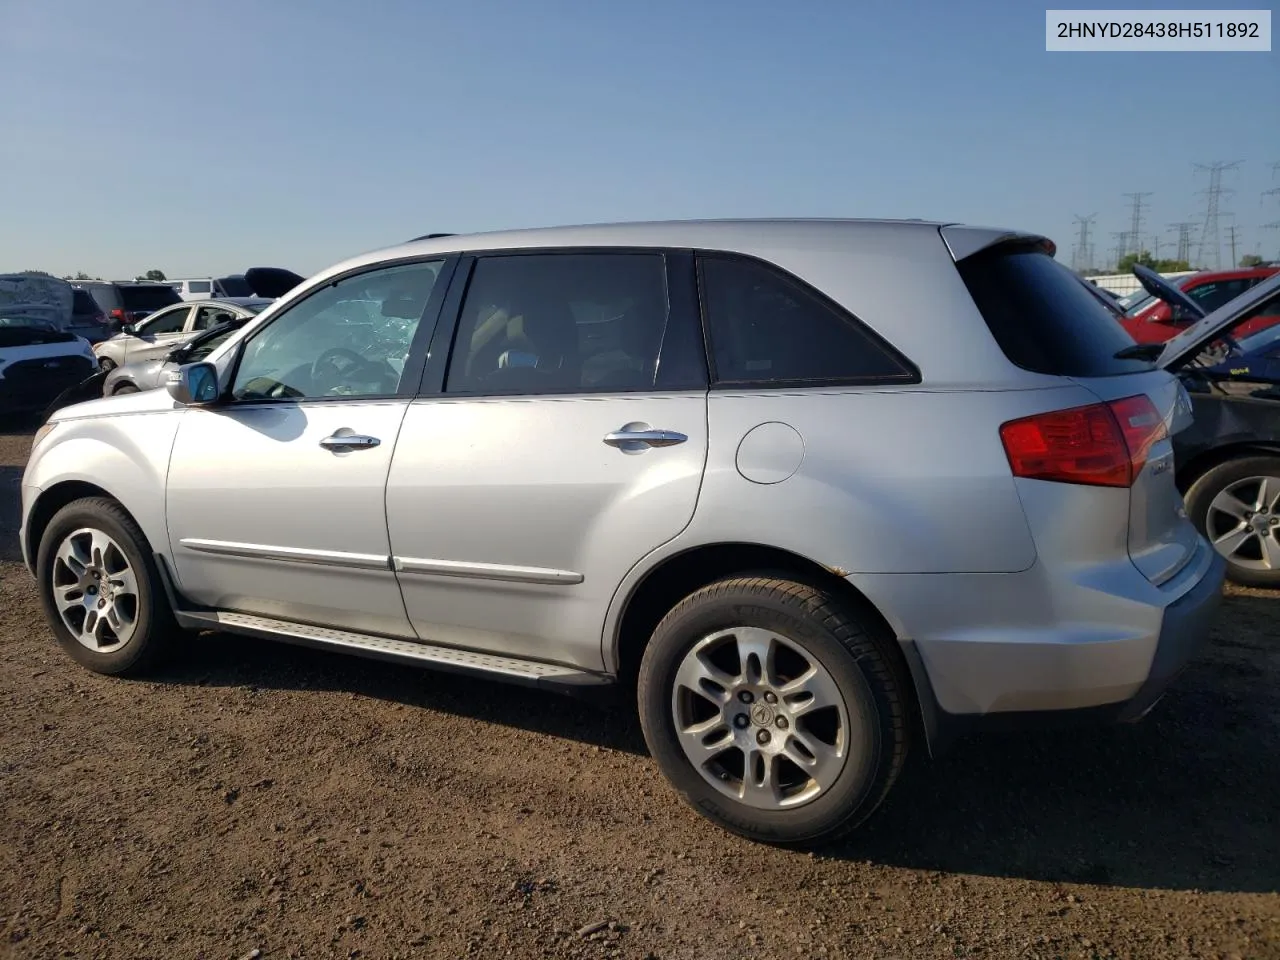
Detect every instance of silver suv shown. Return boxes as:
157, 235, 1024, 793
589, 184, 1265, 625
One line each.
19, 220, 1225, 844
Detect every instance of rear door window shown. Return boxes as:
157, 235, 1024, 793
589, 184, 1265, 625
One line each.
138, 306, 191, 335
956, 246, 1151, 376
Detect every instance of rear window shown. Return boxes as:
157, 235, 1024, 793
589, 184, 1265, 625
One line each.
120, 284, 182, 310
71, 290, 98, 313
957, 247, 1151, 377
216, 275, 252, 297
187, 280, 212, 294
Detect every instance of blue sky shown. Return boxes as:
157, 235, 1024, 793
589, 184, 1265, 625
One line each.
1, 0, 1276, 279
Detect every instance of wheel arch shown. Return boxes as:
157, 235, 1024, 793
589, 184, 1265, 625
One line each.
25, 481, 146, 575
607, 541, 939, 752
1177, 440, 1280, 493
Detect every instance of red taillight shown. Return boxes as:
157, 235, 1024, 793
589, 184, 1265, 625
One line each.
110, 308, 125, 320
1000, 395, 1167, 488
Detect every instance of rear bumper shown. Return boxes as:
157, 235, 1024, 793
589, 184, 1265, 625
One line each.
854, 538, 1225, 753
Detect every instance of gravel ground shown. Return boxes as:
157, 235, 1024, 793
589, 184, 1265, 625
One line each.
1, 423, 1277, 960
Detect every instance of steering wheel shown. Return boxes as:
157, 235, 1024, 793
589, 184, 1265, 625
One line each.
310, 346, 384, 391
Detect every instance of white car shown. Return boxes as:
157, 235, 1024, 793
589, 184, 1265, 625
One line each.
0, 274, 98, 416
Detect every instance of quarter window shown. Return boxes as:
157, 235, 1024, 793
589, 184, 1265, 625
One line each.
193, 305, 237, 330
445, 253, 670, 394
698, 256, 914, 385
230, 260, 445, 401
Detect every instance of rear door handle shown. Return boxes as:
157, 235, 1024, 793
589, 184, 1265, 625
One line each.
320, 433, 381, 451
603, 427, 688, 450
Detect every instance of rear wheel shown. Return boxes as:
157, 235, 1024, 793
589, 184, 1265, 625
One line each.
638, 575, 908, 845
1185, 455, 1280, 588
35, 497, 177, 675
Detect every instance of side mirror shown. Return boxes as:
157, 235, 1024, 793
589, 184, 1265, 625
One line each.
1170, 304, 1198, 324
121, 324, 137, 335
165, 362, 220, 405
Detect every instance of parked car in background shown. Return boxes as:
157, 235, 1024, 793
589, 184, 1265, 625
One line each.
0, 275, 98, 415
169, 276, 255, 301
76, 281, 183, 332
68, 288, 112, 343
102, 315, 250, 396
21, 219, 1224, 845
1118, 265, 1280, 343
92, 297, 271, 371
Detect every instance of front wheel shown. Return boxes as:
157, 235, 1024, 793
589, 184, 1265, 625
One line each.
112, 383, 139, 395
1185, 455, 1280, 588
35, 497, 177, 675
638, 576, 909, 845
97, 357, 116, 373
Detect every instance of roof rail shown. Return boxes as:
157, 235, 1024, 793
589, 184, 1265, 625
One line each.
409, 232, 455, 241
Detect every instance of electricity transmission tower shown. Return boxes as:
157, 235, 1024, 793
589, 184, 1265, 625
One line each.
1168, 221, 1197, 264
1194, 161, 1242, 269
1110, 231, 1130, 269
1071, 213, 1096, 272
1123, 192, 1152, 258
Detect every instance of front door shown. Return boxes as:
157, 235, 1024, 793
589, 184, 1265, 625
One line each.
385, 251, 709, 669
166, 257, 454, 636
126, 305, 192, 364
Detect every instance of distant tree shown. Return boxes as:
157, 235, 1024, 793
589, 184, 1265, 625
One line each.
19, 269, 54, 277
61, 271, 95, 281
144, 269, 167, 282
1240, 253, 1265, 268
1117, 250, 1191, 273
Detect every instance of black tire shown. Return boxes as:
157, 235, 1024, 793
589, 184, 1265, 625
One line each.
637, 575, 909, 845
35, 497, 177, 675
98, 358, 116, 373
1185, 455, 1280, 588
112, 383, 139, 395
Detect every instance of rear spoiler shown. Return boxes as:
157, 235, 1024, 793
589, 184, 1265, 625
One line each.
939, 225, 1055, 261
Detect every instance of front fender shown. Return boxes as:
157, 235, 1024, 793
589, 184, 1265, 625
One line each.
23, 411, 182, 566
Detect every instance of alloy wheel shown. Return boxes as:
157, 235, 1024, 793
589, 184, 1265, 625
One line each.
1206, 474, 1280, 571
50, 527, 140, 653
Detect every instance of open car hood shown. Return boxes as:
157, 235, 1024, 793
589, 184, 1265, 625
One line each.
0, 274, 73, 331
1160, 271, 1280, 369
243, 267, 305, 299
1133, 264, 1205, 323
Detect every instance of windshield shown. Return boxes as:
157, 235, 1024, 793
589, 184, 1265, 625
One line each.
0, 315, 56, 330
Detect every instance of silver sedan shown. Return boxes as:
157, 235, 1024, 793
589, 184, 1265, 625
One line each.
102, 315, 251, 396
92, 298, 271, 373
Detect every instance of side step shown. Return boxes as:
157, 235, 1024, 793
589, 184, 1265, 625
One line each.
175, 609, 615, 701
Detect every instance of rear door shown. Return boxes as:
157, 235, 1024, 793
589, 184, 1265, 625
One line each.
954, 240, 1199, 584
384, 249, 709, 670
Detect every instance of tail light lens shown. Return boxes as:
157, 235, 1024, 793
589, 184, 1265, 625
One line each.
1000, 395, 1167, 488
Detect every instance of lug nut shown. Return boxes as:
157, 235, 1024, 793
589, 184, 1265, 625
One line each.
763, 691, 777, 704
738, 690, 754, 704
98, 600, 106, 609
733, 713, 749, 729
756, 729, 771, 745
776, 716, 789, 730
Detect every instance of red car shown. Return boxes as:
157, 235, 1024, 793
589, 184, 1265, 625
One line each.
1118, 265, 1280, 343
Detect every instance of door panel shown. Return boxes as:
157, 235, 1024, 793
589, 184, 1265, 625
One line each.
385, 392, 707, 668
167, 401, 414, 636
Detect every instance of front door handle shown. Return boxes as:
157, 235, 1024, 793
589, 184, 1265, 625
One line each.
603, 425, 688, 451
320, 433, 381, 451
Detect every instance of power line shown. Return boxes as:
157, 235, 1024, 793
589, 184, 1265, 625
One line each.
1071, 213, 1097, 272
1194, 161, 1242, 269
1263, 222, 1280, 260
1123, 192, 1153, 258
1225, 223, 1242, 267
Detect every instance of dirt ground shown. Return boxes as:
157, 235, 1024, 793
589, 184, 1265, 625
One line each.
1, 424, 1277, 960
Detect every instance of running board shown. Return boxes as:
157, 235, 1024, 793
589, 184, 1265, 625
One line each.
175, 610, 615, 701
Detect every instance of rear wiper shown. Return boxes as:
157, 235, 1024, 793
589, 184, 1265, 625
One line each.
1114, 343, 1163, 361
